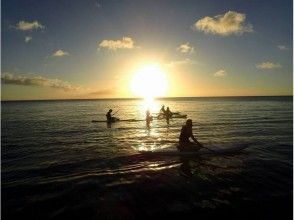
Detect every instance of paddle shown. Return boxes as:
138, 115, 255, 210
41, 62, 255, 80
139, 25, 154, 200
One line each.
113, 109, 120, 115
200, 145, 218, 154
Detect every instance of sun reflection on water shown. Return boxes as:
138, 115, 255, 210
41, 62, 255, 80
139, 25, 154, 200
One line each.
140, 97, 161, 113
136, 143, 157, 152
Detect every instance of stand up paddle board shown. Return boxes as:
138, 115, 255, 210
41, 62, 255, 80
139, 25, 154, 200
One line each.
139, 144, 248, 156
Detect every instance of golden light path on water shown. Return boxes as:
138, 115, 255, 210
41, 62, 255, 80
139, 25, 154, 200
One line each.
141, 97, 161, 113
132, 97, 173, 152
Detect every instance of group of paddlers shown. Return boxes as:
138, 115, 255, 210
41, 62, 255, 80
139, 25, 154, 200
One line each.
106, 106, 203, 152
153, 105, 204, 151
145, 105, 173, 125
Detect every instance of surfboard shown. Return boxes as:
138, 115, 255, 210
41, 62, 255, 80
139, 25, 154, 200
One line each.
92, 118, 145, 123
157, 114, 187, 119
139, 144, 248, 156
171, 114, 187, 118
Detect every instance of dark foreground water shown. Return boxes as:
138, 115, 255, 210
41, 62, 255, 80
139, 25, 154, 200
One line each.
2, 97, 293, 219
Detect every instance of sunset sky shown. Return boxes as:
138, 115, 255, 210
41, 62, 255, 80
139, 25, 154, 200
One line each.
2, 0, 293, 100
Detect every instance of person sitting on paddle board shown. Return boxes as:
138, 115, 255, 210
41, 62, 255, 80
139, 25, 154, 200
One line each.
178, 119, 203, 151
157, 105, 166, 119
106, 109, 117, 123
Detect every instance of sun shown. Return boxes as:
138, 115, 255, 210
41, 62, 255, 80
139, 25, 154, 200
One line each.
130, 64, 168, 100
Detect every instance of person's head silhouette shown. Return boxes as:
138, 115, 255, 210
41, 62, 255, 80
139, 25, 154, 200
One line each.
186, 119, 192, 127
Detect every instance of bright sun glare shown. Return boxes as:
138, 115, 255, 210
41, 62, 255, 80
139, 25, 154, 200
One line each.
130, 64, 168, 100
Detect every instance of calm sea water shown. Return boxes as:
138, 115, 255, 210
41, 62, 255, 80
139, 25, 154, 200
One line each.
2, 97, 293, 219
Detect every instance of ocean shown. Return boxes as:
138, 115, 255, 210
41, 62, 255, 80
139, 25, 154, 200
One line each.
2, 96, 293, 219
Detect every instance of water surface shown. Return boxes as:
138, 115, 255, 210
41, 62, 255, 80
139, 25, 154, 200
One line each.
2, 96, 293, 219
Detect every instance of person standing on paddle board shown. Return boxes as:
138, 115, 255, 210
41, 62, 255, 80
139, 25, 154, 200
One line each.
165, 107, 173, 124
178, 119, 203, 151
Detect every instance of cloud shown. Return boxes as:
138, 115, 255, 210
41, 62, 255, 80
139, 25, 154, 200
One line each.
167, 58, 199, 68
88, 89, 115, 96
52, 50, 70, 57
193, 11, 253, 36
14, 20, 45, 31
277, 45, 287, 50
1, 73, 79, 91
98, 37, 135, 50
214, 69, 227, 77
256, 62, 281, 69
24, 36, 32, 43
177, 43, 194, 53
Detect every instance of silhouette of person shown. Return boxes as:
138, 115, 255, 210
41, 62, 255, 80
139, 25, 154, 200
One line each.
106, 109, 119, 124
177, 119, 203, 151
106, 109, 113, 123
146, 109, 153, 127
165, 107, 173, 124
158, 105, 166, 119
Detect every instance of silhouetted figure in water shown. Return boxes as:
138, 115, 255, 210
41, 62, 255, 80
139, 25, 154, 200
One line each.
106, 109, 119, 124
177, 119, 203, 151
160, 105, 166, 114
106, 109, 113, 123
157, 105, 165, 120
165, 106, 173, 124
146, 109, 153, 128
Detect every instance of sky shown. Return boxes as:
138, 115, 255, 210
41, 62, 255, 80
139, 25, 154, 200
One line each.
1, 0, 293, 100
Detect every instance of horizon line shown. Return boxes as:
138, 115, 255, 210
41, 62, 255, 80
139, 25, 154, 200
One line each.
1, 95, 292, 102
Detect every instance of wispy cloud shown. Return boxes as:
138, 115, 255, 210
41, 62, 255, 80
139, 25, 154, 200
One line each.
277, 45, 287, 50
98, 37, 135, 50
14, 20, 45, 31
24, 36, 32, 43
214, 69, 227, 77
1, 73, 79, 91
177, 43, 194, 54
193, 11, 253, 36
52, 50, 70, 57
167, 58, 199, 67
88, 89, 115, 96
256, 62, 282, 69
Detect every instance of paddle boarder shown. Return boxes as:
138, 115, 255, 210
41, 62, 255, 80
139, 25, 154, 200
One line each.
160, 105, 166, 114
178, 119, 203, 151
165, 107, 173, 124
106, 109, 116, 123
